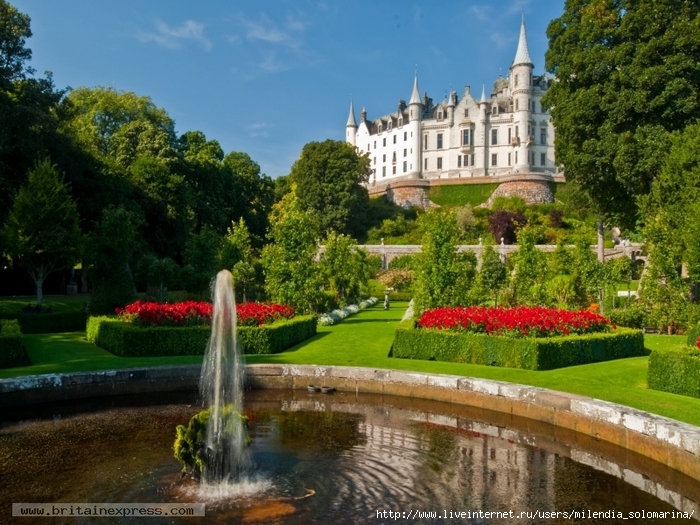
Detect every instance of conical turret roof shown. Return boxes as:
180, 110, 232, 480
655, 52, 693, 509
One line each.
512, 15, 533, 67
346, 99, 357, 127
409, 74, 421, 105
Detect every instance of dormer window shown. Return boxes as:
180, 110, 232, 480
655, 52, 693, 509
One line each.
378, 124, 382, 133
492, 105, 497, 115
398, 118, 403, 127
388, 121, 392, 131
438, 112, 443, 120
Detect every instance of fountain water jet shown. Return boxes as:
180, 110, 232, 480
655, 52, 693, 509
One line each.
199, 270, 251, 486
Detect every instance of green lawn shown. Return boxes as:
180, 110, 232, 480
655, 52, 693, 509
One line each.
427, 183, 499, 207
3, 302, 700, 427
0, 295, 88, 314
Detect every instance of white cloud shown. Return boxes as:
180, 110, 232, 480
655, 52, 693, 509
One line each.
249, 122, 273, 138
506, 0, 532, 16
469, 5, 490, 21
490, 32, 515, 49
136, 20, 212, 51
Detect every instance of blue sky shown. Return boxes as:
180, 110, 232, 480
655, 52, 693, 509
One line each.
13, 0, 565, 178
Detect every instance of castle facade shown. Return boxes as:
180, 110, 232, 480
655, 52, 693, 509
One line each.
345, 18, 559, 185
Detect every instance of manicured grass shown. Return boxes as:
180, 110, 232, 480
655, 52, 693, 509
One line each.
427, 183, 499, 207
0, 295, 88, 314
3, 303, 700, 427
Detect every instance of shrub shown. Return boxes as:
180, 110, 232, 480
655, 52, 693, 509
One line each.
648, 348, 700, 398
609, 307, 647, 329
687, 324, 700, 347
0, 311, 87, 334
87, 315, 316, 356
0, 319, 25, 368
391, 320, 644, 370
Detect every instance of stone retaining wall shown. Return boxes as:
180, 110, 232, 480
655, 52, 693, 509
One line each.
2, 364, 700, 484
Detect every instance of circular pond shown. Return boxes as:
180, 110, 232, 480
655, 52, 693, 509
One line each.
1, 389, 698, 524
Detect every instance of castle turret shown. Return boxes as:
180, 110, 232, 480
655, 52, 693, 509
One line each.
346, 99, 357, 146
511, 15, 533, 173
408, 74, 422, 178
477, 84, 489, 175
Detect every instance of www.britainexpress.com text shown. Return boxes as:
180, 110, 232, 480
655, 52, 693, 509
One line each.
376, 509, 695, 520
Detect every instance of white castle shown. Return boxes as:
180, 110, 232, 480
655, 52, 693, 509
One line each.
345, 18, 559, 185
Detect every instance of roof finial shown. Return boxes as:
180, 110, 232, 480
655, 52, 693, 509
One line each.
409, 69, 421, 105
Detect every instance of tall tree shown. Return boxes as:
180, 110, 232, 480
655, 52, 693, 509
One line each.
219, 218, 256, 302
2, 160, 80, 306
542, 0, 700, 228
289, 139, 371, 238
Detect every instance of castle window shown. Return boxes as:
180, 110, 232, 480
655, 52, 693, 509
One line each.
392, 165, 396, 174
491, 154, 498, 166
383, 138, 386, 147
374, 141, 376, 149
367, 144, 370, 151
458, 156, 462, 167
383, 154, 386, 162
515, 99, 519, 111
464, 109, 468, 118
404, 132, 407, 141
540, 128, 547, 145
399, 118, 403, 127
491, 129, 498, 145
471, 154, 475, 166
403, 161, 407, 173
438, 111, 443, 120
515, 125, 519, 138
382, 166, 386, 177
425, 158, 428, 170
403, 148, 407, 157
437, 157, 443, 170
540, 153, 546, 166
508, 153, 512, 166
392, 152, 396, 162
462, 129, 470, 146
393, 135, 397, 144
508, 128, 512, 143
515, 151, 518, 163
464, 154, 469, 166
373, 157, 376, 164
532, 100, 536, 112
437, 133, 443, 149
515, 75, 519, 86
388, 121, 392, 131
424, 134, 428, 150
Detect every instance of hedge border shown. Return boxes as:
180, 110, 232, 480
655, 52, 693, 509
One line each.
648, 348, 700, 398
0, 319, 26, 369
686, 326, 700, 348
0, 311, 87, 334
86, 315, 317, 357
391, 320, 646, 370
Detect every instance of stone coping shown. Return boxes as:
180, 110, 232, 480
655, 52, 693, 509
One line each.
2, 364, 700, 482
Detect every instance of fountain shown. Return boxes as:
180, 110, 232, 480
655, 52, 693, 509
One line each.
198, 269, 250, 485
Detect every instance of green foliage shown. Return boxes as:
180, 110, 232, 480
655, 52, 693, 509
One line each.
219, 219, 256, 301
362, 195, 416, 241
135, 255, 180, 302
414, 208, 476, 311
262, 191, 321, 313
174, 406, 249, 477
0, 310, 87, 334
543, 0, 700, 228
182, 228, 222, 294
377, 268, 414, 292
508, 226, 548, 305
609, 307, 647, 329
2, 159, 81, 306
648, 348, 700, 398
686, 325, 700, 347
366, 214, 421, 245
0, 319, 25, 368
290, 139, 371, 238
479, 246, 506, 306
392, 321, 645, 370
319, 232, 371, 305
388, 254, 417, 270
87, 315, 316, 356
426, 183, 498, 207
84, 206, 141, 315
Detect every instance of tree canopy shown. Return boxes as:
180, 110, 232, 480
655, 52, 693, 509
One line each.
542, 0, 700, 228
289, 139, 371, 239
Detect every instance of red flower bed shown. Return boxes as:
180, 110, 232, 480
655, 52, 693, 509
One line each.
418, 306, 612, 338
696, 336, 700, 350
116, 300, 294, 327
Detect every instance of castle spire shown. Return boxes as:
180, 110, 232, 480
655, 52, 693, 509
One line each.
409, 73, 421, 105
512, 15, 533, 67
480, 84, 486, 103
346, 99, 357, 127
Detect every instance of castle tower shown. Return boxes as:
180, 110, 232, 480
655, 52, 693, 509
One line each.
408, 74, 422, 178
346, 99, 357, 146
511, 15, 533, 173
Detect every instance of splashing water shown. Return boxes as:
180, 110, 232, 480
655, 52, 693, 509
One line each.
199, 270, 251, 485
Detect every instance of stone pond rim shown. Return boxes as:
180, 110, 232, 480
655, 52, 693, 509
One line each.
2, 363, 700, 484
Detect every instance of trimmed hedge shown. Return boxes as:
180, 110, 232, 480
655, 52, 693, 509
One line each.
87, 315, 317, 357
648, 348, 700, 398
391, 320, 645, 370
686, 325, 700, 348
0, 319, 26, 368
0, 311, 87, 334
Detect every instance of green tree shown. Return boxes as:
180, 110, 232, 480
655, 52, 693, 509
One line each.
84, 205, 142, 315
135, 255, 180, 302
262, 191, 321, 312
1, 159, 80, 306
219, 218, 256, 302
182, 228, 222, 295
542, 0, 700, 229
479, 246, 506, 306
414, 208, 476, 312
320, 232, 370, 305
289, 139, 371, 238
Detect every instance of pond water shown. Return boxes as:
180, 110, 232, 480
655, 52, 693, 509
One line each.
1, 389, 698, 524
